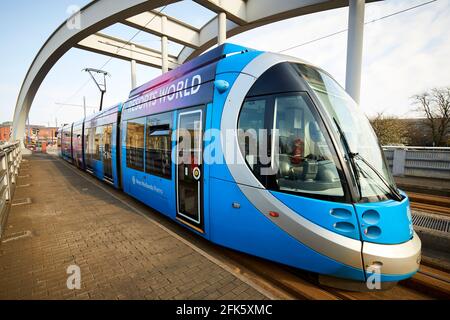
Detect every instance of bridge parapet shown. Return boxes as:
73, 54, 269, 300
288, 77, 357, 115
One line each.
0, 141, 22, 237
384, 146, 450, 180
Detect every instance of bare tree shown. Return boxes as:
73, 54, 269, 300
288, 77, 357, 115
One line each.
412, 87, 450, 146
370, 112, 409, 146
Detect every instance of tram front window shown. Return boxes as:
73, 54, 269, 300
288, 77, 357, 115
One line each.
238, 93, 345, 200
273, 95, 344, 197
297, 64, 397, 201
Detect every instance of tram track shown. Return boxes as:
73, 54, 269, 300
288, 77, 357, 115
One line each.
222, 249, 450, 300
407, 192, 450, 217
401, 265, 450, 299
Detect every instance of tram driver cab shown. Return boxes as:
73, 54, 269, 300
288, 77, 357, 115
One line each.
238, 62, 346, 201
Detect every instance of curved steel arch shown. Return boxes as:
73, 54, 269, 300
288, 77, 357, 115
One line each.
12, 0, 180, 142
13, 0, 378, 142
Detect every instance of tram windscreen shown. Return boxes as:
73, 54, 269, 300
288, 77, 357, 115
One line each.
273, 95, 345, 197
297, 64, 397, 201
238, 93, 345, 200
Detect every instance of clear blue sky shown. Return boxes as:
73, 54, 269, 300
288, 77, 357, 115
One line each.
1, 0, 449, 126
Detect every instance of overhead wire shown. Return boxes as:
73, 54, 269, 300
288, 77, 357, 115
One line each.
278, 0, 438, 53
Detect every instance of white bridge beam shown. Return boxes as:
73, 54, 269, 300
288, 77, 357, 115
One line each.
194, 0, 247, 25
76, 33, 179, 70
345, 0, 366, 104
123, 11, 201, 48
178, 0, 379, 63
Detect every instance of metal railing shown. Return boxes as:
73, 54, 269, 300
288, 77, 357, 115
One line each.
0, 141, 22, 237
383, 146, 450, 180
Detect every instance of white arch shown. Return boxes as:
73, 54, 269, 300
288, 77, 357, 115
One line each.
12, 0, 179, 142
12, 0, 377, 142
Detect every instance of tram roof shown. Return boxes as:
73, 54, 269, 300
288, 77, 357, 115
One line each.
128, 43, 251, 99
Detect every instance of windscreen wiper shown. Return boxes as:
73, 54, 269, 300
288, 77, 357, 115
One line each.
352, 153, 403, 202
333, 118, 402, 202
332, 118, 362, 200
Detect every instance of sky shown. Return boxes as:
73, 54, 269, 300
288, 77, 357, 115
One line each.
0, 0, 449, 127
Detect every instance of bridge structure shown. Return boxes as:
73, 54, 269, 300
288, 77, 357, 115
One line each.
2, 0, 450, 301
11, 0, 376, 144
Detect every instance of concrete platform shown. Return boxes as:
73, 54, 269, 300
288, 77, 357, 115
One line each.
0, 154, 268, 300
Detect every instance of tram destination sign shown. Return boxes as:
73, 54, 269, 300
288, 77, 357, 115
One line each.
122, 63, 216, 120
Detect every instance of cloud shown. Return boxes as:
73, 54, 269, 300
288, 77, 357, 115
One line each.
360, 0, 450, 118
232, 0, 450, 118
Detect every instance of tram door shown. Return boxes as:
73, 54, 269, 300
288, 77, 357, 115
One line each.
102, 124, 113, 181
176, 107, 204, 232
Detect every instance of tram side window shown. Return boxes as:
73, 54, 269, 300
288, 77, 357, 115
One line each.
85, 127, 91, 164
126, 119, 145, 171
73, 128, 81, 149
93, 126, 103, 160
237, 98, 268, 183
146, 112, 173, 179
63, 131, 71, 156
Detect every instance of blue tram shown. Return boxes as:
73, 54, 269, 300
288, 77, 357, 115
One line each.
58, 43, 421, 288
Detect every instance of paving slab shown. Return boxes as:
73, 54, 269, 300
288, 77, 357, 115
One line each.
0, 154, 267, 300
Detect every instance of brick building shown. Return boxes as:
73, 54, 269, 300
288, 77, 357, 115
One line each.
0, 121, 58, 145
0, 122, 12, 142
